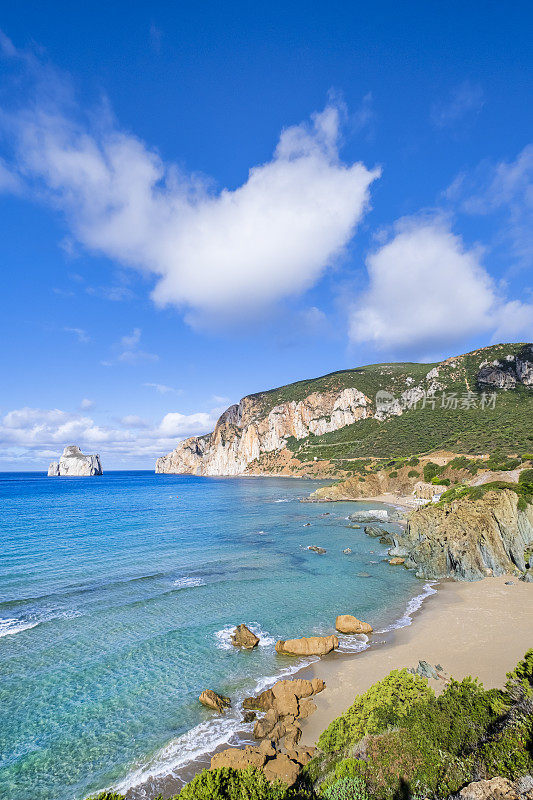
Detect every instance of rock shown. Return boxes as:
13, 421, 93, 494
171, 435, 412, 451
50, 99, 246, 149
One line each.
416, 660, 439, 680
48, 445, 102, 477
364, 525, 383, 537
357, 571, 371, 578
458, 776, 519, 799
307, 545, 326, 554
258, 739, 276, 757
275, 635, 338, 656
283, 723, 302, 751
262, 754, 301, 786
389, 557, 405, 565
350, 510, 390, 523
505, 580, 514, 585
272, 689, 298, 717
297, 698, 317, 718
242, 711, 256, 723
253, 708, 279, 738
303, 522, 311, 526
199, 689, 231, 713
347, 523, 361, 529
335, 614, 373, 635
311, 677, 326, 694
286, 747, 315, 766
398, 489, 533, 580
343, 548, 352, 554
243, 688, 275, 711
231, 624, 260, 649
210, 746, 266, 771
269, 717, 296, 742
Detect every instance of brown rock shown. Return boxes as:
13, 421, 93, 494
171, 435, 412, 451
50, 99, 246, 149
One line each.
258, 739, 276, 757
262, 754, 301, 786
210, 746, 266, 771
389, 557, 405, 565
231, 624, 260, 649
199, 689, 231, 713
271, 684, 299, 717
253, 707, 279, 739
242, 711, 256, 723
283, 723, 302, 751
335, 614, 373, 634
286, 747, 315, 765
310, 677, 325, 694
242, 688, 275, 711
458, 777, 518, 800
269, 717, 296, 742
275, 635, 338, 656
297, 698, 317, 718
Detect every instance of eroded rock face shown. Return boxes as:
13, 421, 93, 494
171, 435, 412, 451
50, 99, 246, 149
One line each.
458, 776, 519, 800
477, 344, 533, 390
156, 387, 370, 475
231, 624, 260, 649
262, 754, 301, 786
275, 635, 338, 656
48, 445, 102, 476
398, 490, 533, 580
335, 614, 373, 634
210, 746, 266, 771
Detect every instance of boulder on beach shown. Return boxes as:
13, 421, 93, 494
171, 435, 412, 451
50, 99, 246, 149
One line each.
286, 746, 315, 766
231, 624, 260, 649
243, 687, 274, 711
199, 689, 231, 713
389, 557, 405, 565
275, 635, 338, 656
335, 614, 373, 635
253, 708, 279, 739
210, 745, 266, 771
242, 710, 256, 723
297, 698, 317, 718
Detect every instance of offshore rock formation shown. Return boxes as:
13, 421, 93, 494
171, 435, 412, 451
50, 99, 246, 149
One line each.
396, 490, 533, 580
48, 445, 102, 477
156, 387, 370, 475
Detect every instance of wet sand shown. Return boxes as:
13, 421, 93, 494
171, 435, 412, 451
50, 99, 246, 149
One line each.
300, 575, 533, 745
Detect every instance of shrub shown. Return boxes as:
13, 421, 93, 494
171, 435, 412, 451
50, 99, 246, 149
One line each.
322, 776, 369, 799
389, 471, 398, 478
177, 767, 289, 800
87, 795, 125, 800
431, 477, 450, 486
522, 453, 533, 462
408, 456, 419, 466
408, 470, 419, 477
518, 469, 533, 485
423, 462, 443, 482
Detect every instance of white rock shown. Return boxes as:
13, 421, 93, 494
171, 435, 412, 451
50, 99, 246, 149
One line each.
48, 445, 102, 476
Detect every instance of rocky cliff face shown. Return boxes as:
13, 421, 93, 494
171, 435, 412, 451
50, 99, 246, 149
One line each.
396, 490, 533, 580
477, 344, 533, 390
48, 445, 103, 476
156, 388, 370, 475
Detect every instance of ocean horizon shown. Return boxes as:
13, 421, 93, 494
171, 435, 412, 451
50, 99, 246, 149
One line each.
0, 471, 432, 800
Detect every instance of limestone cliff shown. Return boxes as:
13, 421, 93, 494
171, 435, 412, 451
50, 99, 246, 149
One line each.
48, 445, 103, 477
396, 490, 533, 580
156, 388, 370, 475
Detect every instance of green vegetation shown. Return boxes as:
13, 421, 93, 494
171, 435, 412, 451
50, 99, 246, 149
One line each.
178, 766, 293, 800
423, 462, 443, 482
307, 651, 533, 800
407, 469, 419, 478
322, 777, 369, 799
436, 477, 533, 510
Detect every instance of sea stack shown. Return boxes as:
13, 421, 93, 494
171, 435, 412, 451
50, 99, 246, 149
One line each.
48, 445, 103, 477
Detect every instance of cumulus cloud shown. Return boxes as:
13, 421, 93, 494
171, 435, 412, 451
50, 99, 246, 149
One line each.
0, 41, 379, 324
0, 404, 219, 467
80, 398, 94, 409
143, 382, 181, 395
349, 218, 533, 354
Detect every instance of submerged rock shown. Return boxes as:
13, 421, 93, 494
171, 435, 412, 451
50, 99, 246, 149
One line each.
199, 689, 231, 713
307, 545, 326, 554
275, 635, 338, 656
335, 614, 373, 634
342, 547, 352, 554
364, 525, 383, 537
231, 624, 260, 649
48, 445, 102, 476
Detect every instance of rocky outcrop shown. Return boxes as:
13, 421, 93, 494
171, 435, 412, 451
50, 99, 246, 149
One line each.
48, 445, 102, 476
335, 615, 373, 634
199, 689, 231, 713
231, 624, 259, 649
396, 490, 533, 580
275, 635, 338, 656
156, 387, 370, 476
457, 775, 533, 800
477, 344, 533, 390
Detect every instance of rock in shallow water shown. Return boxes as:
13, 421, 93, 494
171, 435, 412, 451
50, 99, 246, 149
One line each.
275, 635, 338, 656
335, 614, 373, 634
199, 689, 231, 713
231, 623, 260, 649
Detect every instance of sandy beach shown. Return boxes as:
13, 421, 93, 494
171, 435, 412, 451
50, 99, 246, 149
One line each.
300, 575, 533, 746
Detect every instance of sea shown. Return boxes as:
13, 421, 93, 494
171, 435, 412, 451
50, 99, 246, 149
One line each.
0, 471, 435, 800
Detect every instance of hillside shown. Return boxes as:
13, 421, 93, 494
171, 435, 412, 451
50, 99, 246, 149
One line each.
156, 343, 533, 476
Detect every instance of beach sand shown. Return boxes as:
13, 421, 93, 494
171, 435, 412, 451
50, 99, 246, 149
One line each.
300, 575, 533, 746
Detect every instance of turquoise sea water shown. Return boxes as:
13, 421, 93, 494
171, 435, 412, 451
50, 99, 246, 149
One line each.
0, 471, 430, 800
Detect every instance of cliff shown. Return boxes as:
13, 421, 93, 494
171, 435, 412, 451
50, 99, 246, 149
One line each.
48, 445, 103, 477
156, 343, 533, 476
395, 489, 533, 580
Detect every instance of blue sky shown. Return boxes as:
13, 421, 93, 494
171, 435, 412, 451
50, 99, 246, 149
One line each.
0, 1, 531, 469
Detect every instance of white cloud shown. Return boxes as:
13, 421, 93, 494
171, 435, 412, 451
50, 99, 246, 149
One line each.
144, 382, 181, 395
105, 327, 159, 364
431, 82, 484, 129
1, 44, 379, 324
349, 218, 532, 353
0, 404, 219, 467
64, 326, 90, 343
80, 398, 94, 409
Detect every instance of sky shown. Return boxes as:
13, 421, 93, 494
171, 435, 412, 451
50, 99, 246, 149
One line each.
0, 0, 531, 470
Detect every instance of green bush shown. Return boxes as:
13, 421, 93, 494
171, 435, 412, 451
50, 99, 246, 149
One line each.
423, 462, 443, 482
178, 767, 289, 800
407, 470, 419, 477
518, 469, 533, 485
431, 477, 450, 486
408, 456, 420, 466
322, 776, 369, 799
388, 471, 398, 478
87, 794, 125, 800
